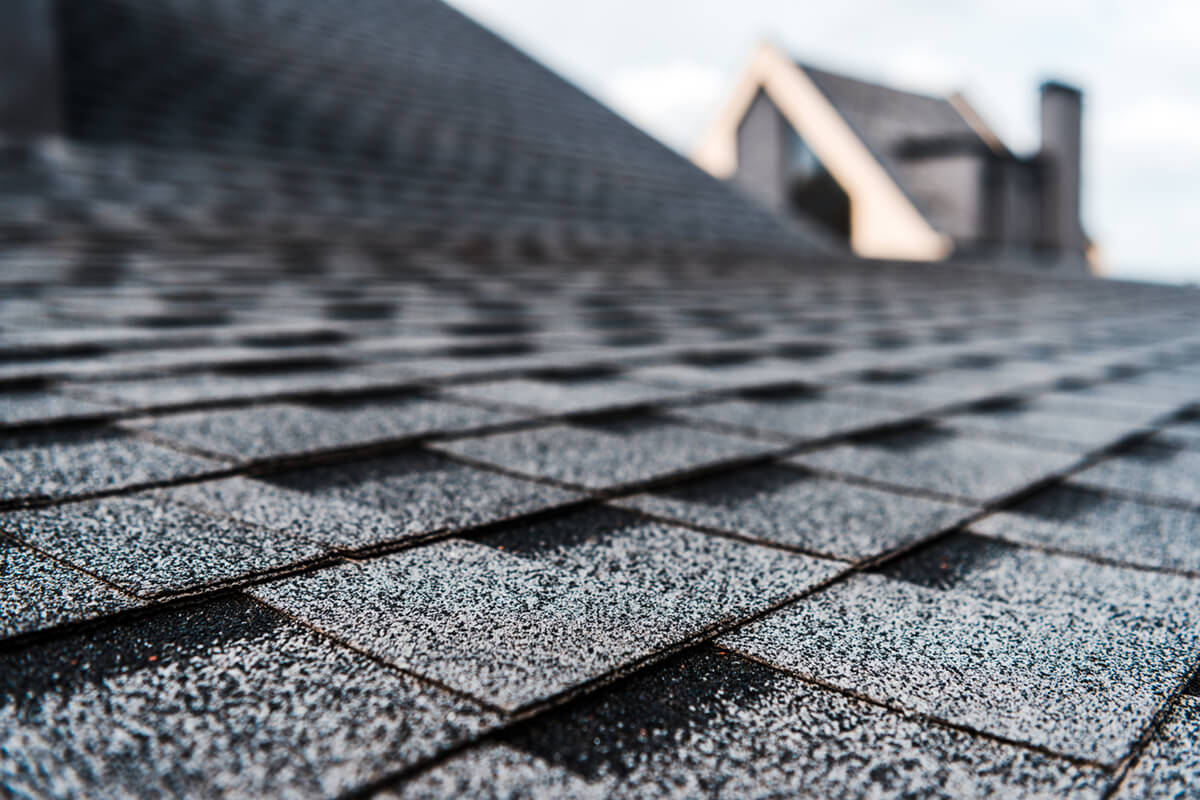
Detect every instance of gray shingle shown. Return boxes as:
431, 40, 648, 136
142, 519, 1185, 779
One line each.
972, 485, 1200, 573
126, 395, 520, 461
1, 492, 327, 598
720, 573, 1200, 763
0, 538, 138, 639
0, 428, 220, 503
433, 417, 770, 490
672, 389, 913, 441
0, 388, 115, 427
788, 425, 1082, 504
0, 597, 501, 798
390, 648, 1108, 800
626, 357, 823, 391
949, 403, 1149, 451
1116, 696, 1200, 799
617, 464, 971, 561
1073, 438, 1200, 507
173, 451, 580, 550
71, 367, 409, 409
252, 509, 839, 711
878, 532, 1200, 626
444, 375, 687, 415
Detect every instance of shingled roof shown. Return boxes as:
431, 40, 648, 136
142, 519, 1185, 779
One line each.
3, 2, 1200, 798
3, 229, 1200, 797
0, 0, 832, 254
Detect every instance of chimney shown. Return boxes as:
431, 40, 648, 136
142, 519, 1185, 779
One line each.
0, 0, 63, 142
1038, 81, 1084, 259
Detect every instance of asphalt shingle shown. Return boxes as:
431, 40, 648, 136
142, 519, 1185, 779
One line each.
617, 464, 972, 561
1116, 696, 1200, 799
444, 374, 687, 415
1, 492, 327, 598
671, 387, 914, 442
433, 417, 770, 490
0, 537, 138, 639
0, 597, 501, 798
0, 428, 220, 503
972, 485, 1200, 573
719, 572, 1200, 764
788, 424, 1083, 504
172, 451, 580, 551
1072, 438, 1200, 507
390, 648, 1109, 800
126, 394, 520, 462
251, 508, 840, 711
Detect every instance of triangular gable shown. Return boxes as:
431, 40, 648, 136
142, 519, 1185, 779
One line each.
694, 43, 951, 261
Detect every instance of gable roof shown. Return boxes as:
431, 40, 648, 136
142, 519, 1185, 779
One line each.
17, 0, 836, 254
797, 63, 997, 236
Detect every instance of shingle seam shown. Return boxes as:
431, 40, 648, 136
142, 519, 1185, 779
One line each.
1100, 658, 1200, 798
1068, 480, 1200, 515
601, 502, 858, 564
964, 526, 1200, 581
721, 646, 1116, 771
0, 465, 241, 513
238, 590, 515, 719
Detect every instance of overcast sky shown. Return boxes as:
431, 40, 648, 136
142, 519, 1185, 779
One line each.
448, 0, 1198, 284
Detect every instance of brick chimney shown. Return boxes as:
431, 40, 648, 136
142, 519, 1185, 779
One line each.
0, 0, 63, 141
1039, 81, 1084, 260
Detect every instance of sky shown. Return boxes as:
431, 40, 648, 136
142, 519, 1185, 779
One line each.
448, 0, 1199, 284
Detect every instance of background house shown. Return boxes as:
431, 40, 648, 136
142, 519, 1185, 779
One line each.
694, 43, 1096, 272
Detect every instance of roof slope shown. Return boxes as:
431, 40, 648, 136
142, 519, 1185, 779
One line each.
26, 0, 832, 252
2, 230, 1200, 797
799, 63, 993, 235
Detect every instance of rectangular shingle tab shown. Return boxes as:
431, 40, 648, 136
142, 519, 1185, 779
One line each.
0, 597, 501, 797
616, 464, 972, 561
444, 374, 688, 415
671, 387, 915, 441
125, 394, 522, 462
972, 484, 1200, 573
1116, 696, 1200, 799
1, 492, 327, 597
719, 571, 1200, 763
251, 508, 841, 711
788, 424, 1083, 504
0, 387, 116, 427
172, 450, 581, 551
1072, 438, 1200, 507
433, 417, 771, 490
948, 400, 1150, 451
0, 428, 220, 503
389, 648, 1109, 800
0, 537, 139, 639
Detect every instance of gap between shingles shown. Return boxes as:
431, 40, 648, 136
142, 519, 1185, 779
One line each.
1101, 656, 1200, 799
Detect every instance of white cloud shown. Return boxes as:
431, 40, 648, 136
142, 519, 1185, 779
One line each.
881, 48, 962, 95
602, 61, 728, 152
1099, 96, 1200, 158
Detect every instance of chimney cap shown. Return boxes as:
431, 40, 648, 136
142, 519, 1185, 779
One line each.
1040, 80, 1082, 97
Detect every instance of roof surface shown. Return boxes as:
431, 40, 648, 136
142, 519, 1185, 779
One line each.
13, 0, 832, 253
3, 2, 1200, 798
2, 230, 1200, 798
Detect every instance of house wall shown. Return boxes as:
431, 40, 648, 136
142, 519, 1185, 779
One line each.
898, 154, 989, 244
991, 158, 1045, 252
0, 0, 62, 140
733, 90, 788, 214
